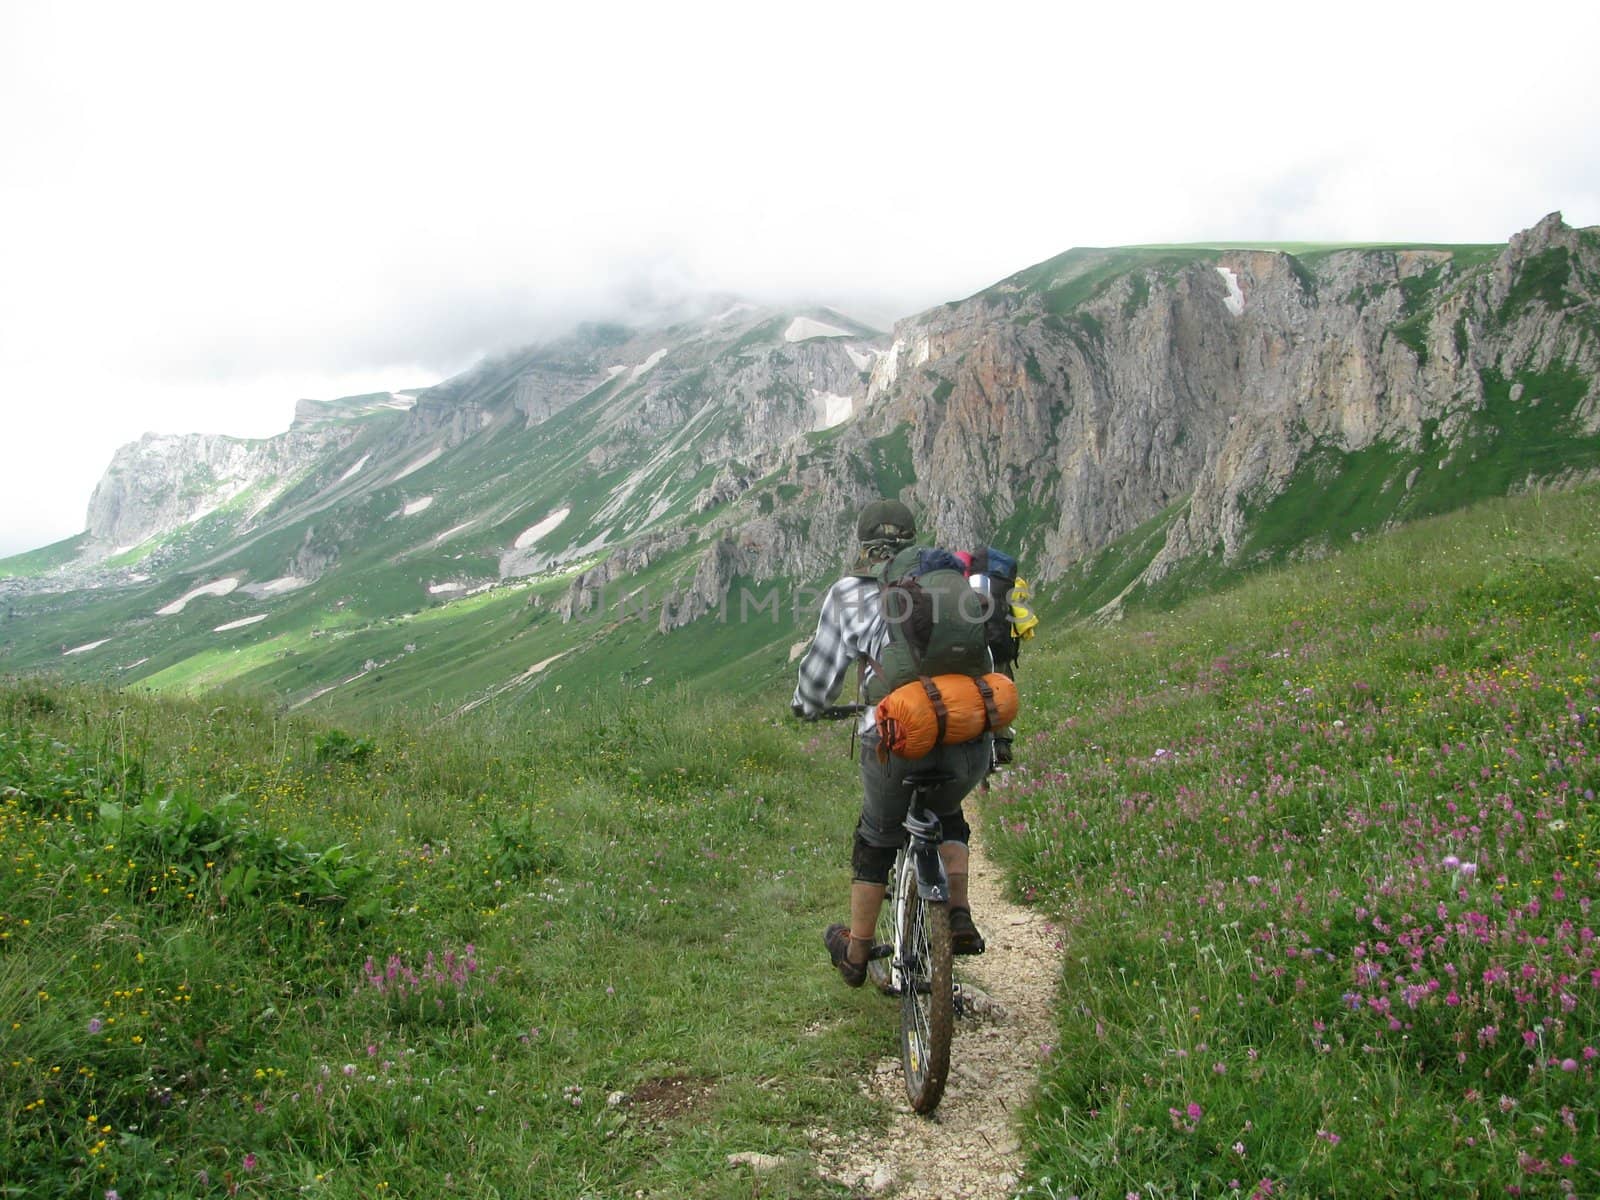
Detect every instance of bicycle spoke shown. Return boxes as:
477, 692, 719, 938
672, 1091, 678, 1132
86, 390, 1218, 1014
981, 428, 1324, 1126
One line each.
898, 891, 953, 1114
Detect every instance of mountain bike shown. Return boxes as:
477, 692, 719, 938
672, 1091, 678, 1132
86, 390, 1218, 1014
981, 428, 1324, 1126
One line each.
869, 771, 958, 1113
808, 705, 958, 1114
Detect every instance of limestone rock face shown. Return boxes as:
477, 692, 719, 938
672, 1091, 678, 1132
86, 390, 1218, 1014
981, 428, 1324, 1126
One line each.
829, 212, 1600, 596
50, 216, 1600, 638
84, 427, 353, 552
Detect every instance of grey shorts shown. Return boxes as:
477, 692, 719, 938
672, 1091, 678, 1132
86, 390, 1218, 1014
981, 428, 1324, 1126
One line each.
856, 731, 991, 849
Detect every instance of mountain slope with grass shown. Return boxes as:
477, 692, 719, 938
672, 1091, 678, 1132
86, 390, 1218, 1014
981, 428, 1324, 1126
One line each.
987, 486, 1600, 1197
3, 485, 1597, 1197
3, 215, 1597, 720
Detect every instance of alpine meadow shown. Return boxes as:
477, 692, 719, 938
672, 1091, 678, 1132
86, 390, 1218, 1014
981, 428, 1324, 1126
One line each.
3, 215, 1600, 1197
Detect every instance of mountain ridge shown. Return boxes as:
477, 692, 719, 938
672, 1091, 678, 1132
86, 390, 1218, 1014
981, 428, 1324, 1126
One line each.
3, 214, 1597, 715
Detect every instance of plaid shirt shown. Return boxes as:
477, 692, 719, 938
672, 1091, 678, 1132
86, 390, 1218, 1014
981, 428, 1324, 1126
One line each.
792, 576, 887, 723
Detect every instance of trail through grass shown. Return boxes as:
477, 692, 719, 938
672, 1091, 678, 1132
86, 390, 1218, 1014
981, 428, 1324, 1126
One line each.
5, 486, 1600, 1197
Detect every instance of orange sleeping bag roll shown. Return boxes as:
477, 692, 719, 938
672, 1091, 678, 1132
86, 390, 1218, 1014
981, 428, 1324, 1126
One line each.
874, 672, 1020, 760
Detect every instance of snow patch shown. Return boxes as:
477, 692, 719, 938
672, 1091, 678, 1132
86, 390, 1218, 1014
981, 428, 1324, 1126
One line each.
245, 481, 288, 520
432, 520, 477, 544
338, 453, 371, 484
811, 391, 854, 431
845, 346, 877, 372
246, 576, 311, 597
876, 339, 904, 389
383, 392, 418, 411
711, 303, 753, 323
569, 529, 613, 557
603, 364, 628, 381
392, 447, 443, 482
428, 582, 465, 595
1217, 267, 1245, 316
514, 507, 570, 550
403, 496, 434, 516
785, 316, 851, 342
214, 614, 268, 633
157, 578, 240, 615
630, 349, 669, 381
64, 639, 110, 656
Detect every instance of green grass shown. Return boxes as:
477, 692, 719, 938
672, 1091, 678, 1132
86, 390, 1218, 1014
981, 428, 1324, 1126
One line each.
0, 680, 882, 1198
6, 486, 1600, 1196
1503, 247, 1574, 320
989, 241, 1508, 322
0, 534, 91, 580
1051, 500, 1188, 613
1214, 361, 1600, 585
987, 485, 1600, 1196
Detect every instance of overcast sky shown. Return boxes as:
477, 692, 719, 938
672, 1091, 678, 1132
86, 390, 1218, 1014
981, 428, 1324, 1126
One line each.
3, 0, 1598, 558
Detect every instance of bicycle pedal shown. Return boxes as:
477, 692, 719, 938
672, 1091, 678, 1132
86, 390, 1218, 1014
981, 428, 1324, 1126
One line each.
868, 943, 893, 960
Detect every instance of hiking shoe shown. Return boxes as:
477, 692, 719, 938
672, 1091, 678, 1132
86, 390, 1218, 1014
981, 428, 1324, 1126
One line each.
949, 907, 985, 956
824, 923, 867, 988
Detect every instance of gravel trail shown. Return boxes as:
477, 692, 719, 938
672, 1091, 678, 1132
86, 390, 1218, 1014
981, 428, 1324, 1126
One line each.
810, 809, 1063, 1198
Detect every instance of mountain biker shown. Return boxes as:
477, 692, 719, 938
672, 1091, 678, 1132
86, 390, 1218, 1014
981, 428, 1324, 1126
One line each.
791, 498, 990, 987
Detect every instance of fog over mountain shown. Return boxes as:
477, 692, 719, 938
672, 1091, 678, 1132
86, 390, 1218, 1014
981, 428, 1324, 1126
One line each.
3, 1, 1599, 557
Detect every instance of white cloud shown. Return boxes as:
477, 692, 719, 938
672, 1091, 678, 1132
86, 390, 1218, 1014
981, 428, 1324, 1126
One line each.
3, 0, 1598, 556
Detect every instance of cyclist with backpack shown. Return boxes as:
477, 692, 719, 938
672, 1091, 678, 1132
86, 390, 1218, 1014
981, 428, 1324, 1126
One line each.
791, 499, 992, 987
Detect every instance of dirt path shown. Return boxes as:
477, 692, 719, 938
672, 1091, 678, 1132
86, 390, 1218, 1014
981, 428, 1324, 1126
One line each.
809, 812, 1063, 1198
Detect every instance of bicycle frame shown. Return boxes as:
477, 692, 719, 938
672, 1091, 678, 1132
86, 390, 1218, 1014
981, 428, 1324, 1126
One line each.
877, 798, 948, 996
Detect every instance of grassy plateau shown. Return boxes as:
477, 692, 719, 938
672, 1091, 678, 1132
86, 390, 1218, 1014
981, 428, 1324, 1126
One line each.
3, 485, 1599, 1197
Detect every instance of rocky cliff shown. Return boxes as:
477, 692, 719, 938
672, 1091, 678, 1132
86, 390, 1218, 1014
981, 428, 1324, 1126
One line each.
17, 215, 1598, 710
823, 212, 1598, 602
84, 427, 359, 553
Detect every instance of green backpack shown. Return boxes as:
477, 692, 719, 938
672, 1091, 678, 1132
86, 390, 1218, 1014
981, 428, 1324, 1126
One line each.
863, 546, 993, 704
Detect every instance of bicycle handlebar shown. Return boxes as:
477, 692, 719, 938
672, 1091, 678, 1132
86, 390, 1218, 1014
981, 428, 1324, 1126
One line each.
791, 703, 866, 722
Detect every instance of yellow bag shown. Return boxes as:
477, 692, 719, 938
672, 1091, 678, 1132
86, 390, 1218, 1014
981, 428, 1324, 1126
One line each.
875, 672, 1020, 760
1009, 576, 1039, 641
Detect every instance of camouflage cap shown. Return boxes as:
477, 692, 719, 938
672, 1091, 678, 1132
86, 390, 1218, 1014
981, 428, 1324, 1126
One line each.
856, 499, 915, 545
849, 499, 915, 574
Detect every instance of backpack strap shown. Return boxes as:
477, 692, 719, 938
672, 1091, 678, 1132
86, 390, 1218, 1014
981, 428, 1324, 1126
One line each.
917, 675, 949, 743
974, 674, 1002, 732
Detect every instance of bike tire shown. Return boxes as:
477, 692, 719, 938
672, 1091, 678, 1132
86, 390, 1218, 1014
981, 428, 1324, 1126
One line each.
898, 894, 953, 1114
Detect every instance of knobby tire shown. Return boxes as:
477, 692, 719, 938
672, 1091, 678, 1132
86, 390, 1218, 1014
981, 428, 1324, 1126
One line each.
899, 893, 953, 1114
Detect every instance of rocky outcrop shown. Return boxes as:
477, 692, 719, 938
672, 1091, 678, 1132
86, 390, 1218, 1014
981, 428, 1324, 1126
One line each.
832, 212, 1600, 595
84, 427, 353, 553
556, 529, 695, 622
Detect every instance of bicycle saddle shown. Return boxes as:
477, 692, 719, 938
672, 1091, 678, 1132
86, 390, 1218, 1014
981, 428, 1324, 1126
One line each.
902, 770, 957, 790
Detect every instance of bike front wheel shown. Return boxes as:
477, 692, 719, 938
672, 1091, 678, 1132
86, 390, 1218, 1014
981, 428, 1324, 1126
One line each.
868, 864, 901, 996
898, 893, 953, 1114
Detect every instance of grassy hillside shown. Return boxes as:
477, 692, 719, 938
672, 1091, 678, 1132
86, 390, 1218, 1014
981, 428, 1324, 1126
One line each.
0, 683, 879, 1197
4, 486, 1598, 1197
989, 486, 1600, 1196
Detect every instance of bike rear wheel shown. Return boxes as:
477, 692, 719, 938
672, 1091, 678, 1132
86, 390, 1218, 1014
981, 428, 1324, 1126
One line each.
898, 892, 953, 1113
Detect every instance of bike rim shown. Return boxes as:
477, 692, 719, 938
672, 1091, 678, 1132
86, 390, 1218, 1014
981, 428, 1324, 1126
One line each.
898, 895, 952, 1113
